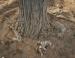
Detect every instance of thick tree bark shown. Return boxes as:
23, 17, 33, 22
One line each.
17, 0, 48, 39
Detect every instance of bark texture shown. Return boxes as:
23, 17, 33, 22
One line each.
18, 0, 48, 39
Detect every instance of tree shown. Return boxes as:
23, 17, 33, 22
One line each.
17, 0, 49, 39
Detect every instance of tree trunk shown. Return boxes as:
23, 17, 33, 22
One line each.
17, 0, 48, 39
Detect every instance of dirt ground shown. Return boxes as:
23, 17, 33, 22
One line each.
0, 0, 75, 58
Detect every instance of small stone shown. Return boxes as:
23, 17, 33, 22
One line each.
1, 56, 5, 58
